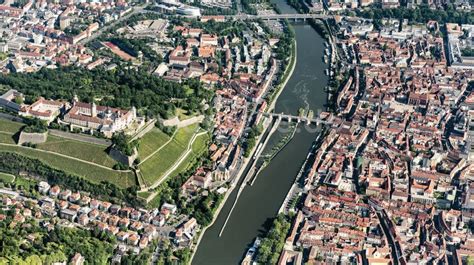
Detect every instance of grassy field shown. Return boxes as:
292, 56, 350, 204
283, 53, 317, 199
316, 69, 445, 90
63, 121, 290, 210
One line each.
0, 172, 15, 183
14, 175, 38, 192
174, 124, 198, 147
0, 118, 137, 188
192, 132, 210, 154
137, 128, 170, 159
139, 124, 199, 187
0, 119, 116, 168
139, 140, 185, 187
137, 191, 151, 200
0, 119, 22, 144
0, 145, 135, 188
167, 132, 210, 179
0, 132, 16, 144
0, 119, 24, 133
37, 135, 116, 168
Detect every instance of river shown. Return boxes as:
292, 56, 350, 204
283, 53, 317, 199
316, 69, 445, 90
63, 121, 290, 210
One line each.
192, 1, 328, 263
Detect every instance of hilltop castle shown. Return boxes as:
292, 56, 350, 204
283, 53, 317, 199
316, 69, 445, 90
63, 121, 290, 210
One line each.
62, 96, 138, 138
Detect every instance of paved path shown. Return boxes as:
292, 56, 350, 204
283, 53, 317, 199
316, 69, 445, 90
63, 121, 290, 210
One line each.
0, 112, 23, 123
0, 131, 15, 135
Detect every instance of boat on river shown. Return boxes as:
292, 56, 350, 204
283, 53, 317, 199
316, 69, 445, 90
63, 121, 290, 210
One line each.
241, 237, 261, 265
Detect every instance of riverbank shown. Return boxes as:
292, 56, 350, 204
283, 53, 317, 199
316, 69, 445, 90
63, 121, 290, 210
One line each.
190, 24, 298, 264
268, 38, 297, 112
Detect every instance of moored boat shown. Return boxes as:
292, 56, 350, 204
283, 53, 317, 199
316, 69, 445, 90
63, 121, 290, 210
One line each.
241, 237, 261, 265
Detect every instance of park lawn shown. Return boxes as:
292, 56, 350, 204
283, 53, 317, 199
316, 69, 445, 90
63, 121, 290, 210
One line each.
0, 145, 135, 189
37, 135, 116, 168
0, 119, 24, 133
0, 132, 16, 144
137, 128, 170, 159
0, 172, 15, 183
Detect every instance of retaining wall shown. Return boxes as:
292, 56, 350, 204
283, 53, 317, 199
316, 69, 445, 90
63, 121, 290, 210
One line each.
18, 131, 48, 145
109, 147, 138, 167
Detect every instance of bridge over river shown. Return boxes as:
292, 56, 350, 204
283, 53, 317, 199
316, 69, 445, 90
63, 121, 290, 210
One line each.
260, 111, 334, 125
227, 13, 332, 21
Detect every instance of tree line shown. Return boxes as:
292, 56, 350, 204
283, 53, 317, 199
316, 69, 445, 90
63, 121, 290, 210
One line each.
0, 152, 141, 206
0, 66, 212, 119
255, 214, 292, 264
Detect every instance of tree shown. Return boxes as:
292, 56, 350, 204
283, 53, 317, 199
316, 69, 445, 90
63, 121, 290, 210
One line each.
462, 48, 474, 57
23, 118, 48, 133
255, 214, 292, 264
112, 132, 137, 156
14, 95, 23, 105
256, 239, 273, 263
174, 248, 191, 264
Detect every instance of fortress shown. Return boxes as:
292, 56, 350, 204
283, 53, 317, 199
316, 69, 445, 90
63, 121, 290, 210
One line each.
62, 98, 138, 138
